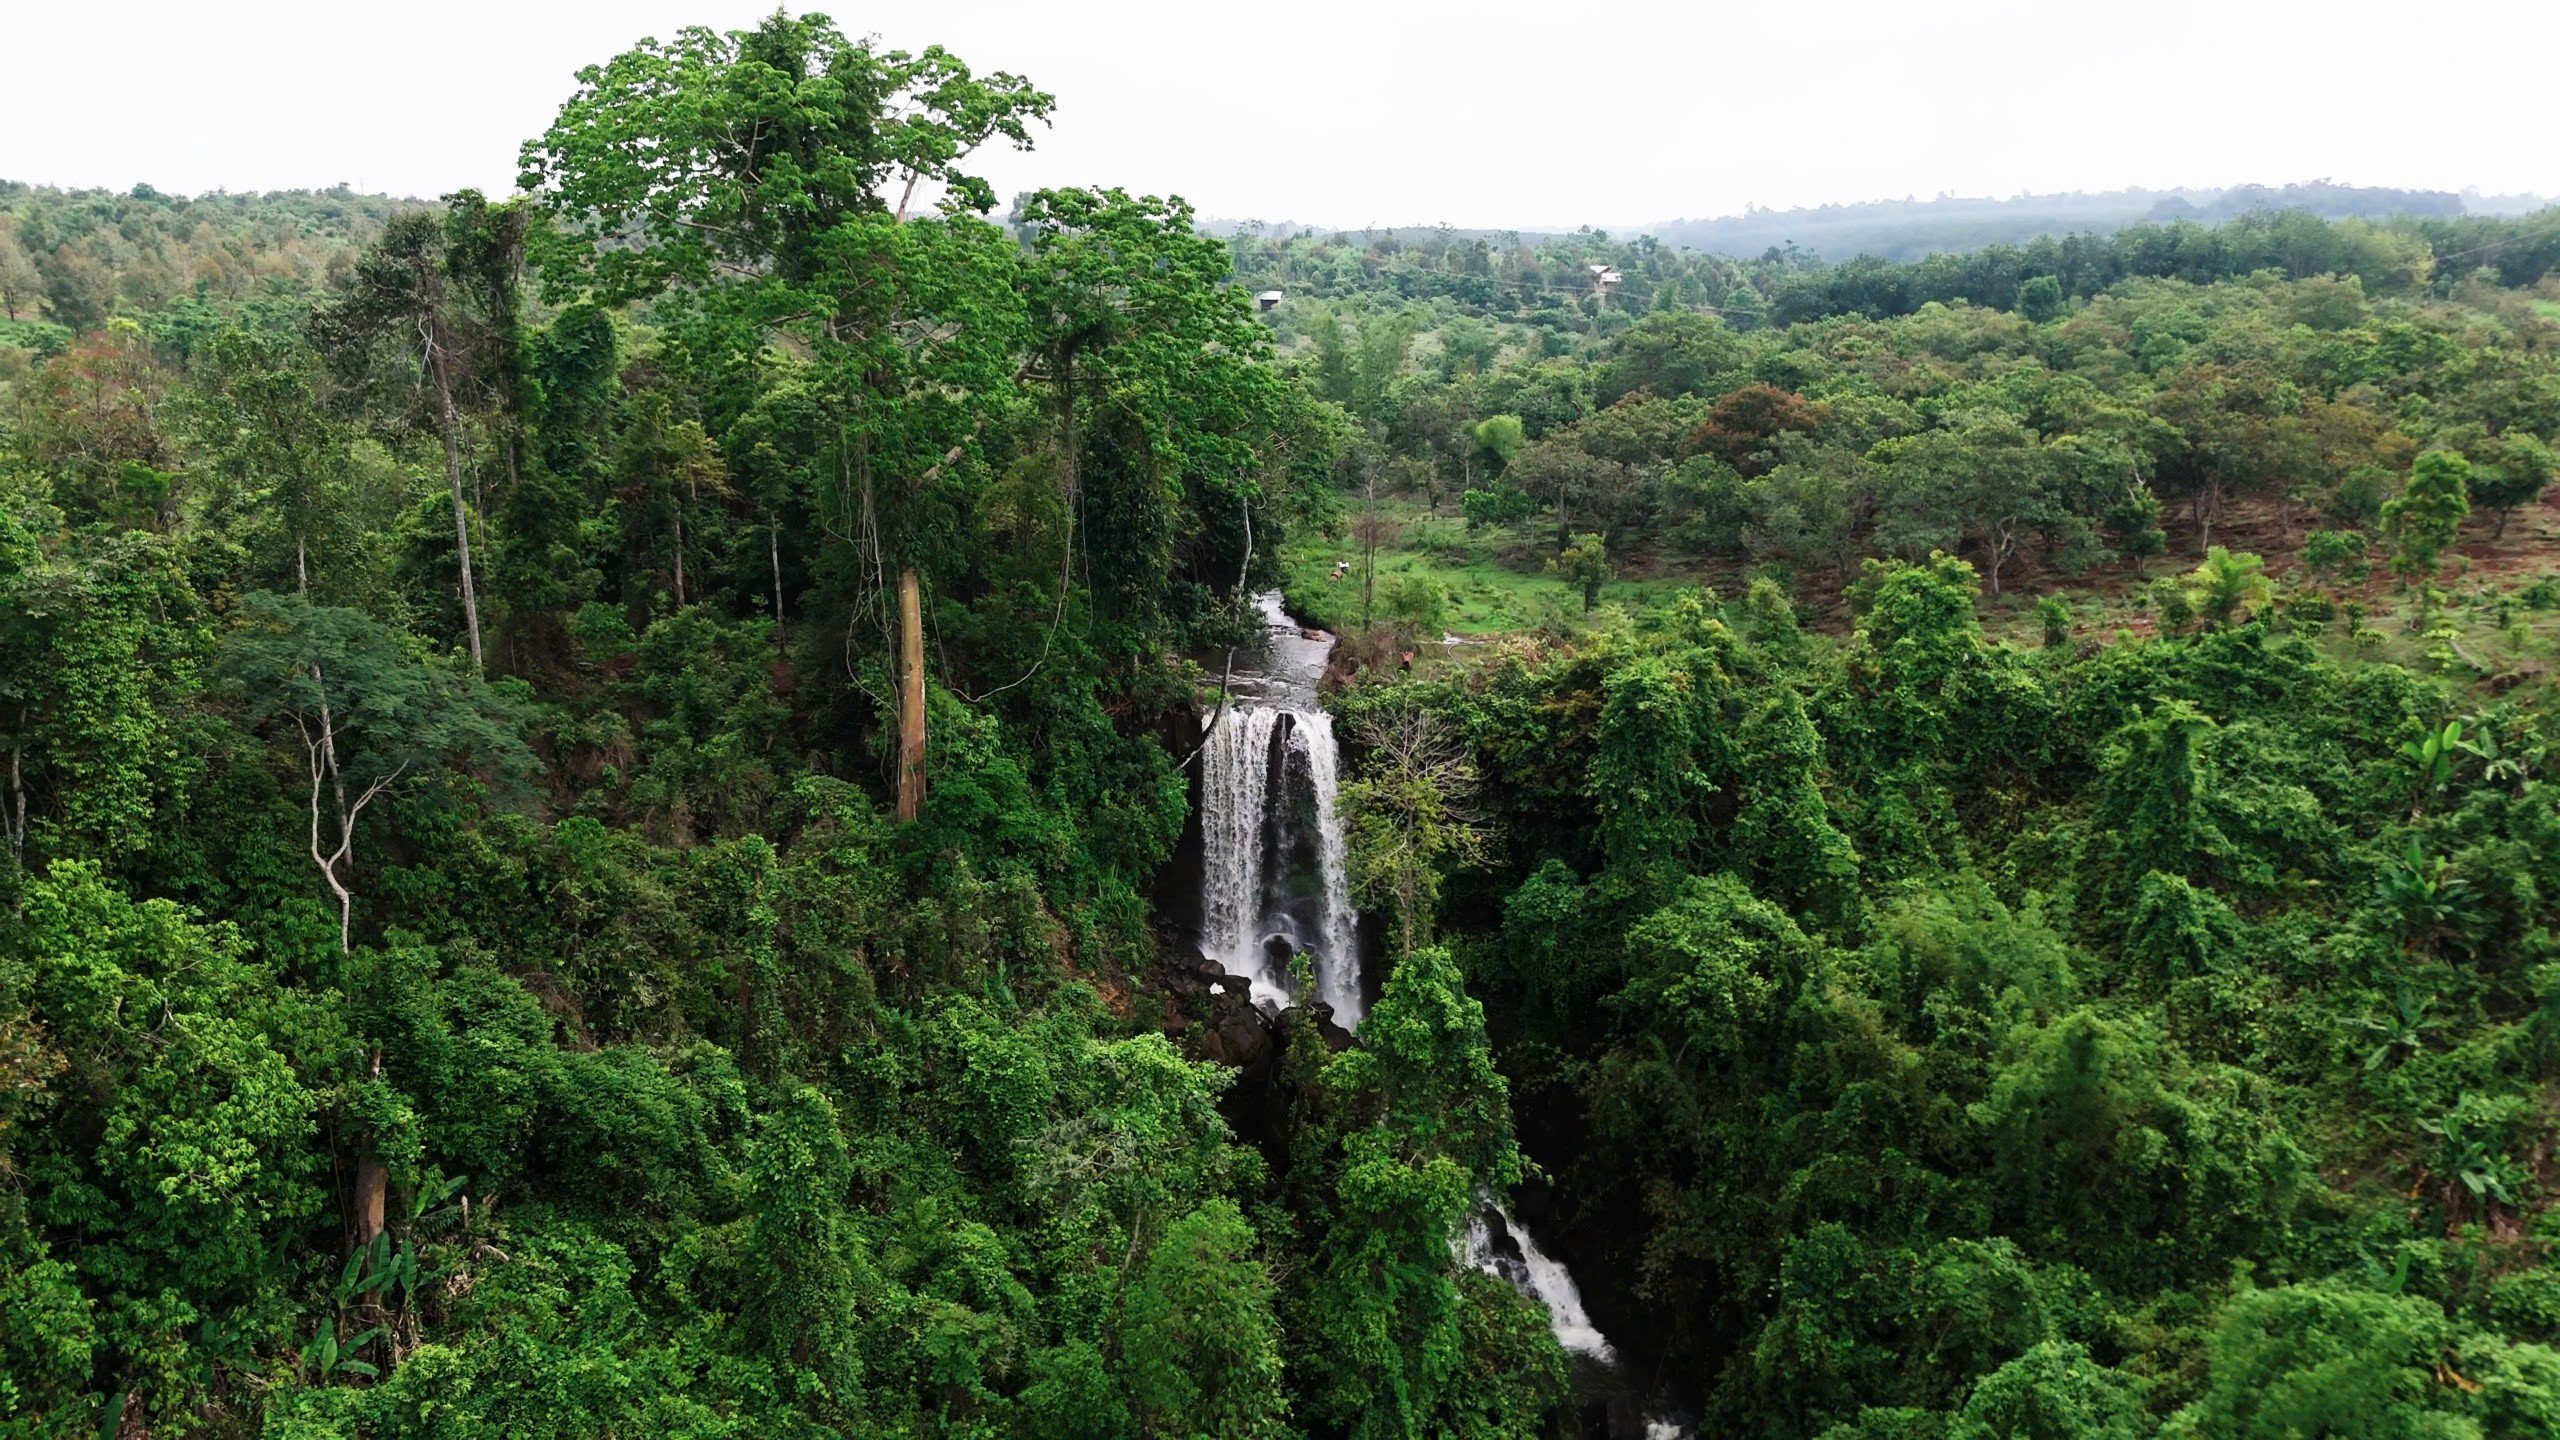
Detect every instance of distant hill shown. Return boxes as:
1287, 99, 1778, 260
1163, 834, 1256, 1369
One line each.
1201, 181, 2555, 263
1633, 181, 2496, 261
0, 181, 415, 347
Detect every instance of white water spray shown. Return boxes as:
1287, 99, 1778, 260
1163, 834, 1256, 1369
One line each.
1198, 705, 1287, 1007
1463, 1206, 1616, 1362
1299, 709, 1363, 1021
1462, 1203, 1695, 1437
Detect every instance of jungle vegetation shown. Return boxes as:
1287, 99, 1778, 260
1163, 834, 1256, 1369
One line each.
5, 12, 2560, 1439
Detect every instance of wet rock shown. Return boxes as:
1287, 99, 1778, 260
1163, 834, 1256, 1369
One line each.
1160, 943, 1226, 989
1282, 1001, 1356, 1053
1200, 974, 1277, 1072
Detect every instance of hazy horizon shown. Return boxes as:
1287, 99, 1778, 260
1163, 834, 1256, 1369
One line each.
7, 0, 2555, 233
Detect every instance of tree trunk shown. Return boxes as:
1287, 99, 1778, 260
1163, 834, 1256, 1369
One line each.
1362, 471, 1380, 630
425, 330, 485, 672
351, 1158, 386, 1253
1057, 354, 1079, 505
896, 566, 927, 822
770, 520, 786, 628
5, 738, 23, 868
671, 502, 686, 608
351, 1049, 387, 1285
307, 681, 360, 955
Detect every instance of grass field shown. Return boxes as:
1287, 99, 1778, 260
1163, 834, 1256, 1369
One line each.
1278, 500, 1717, 636
1282, 492, 2560, 696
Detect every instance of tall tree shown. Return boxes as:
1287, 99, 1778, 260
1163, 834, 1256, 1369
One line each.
0, 227, 42, 322
1014, 187, 1283, 639
524, 12, 1051, 821
2383, 449, 2473, 584
311, 201, 526, 672
1873, 411, 2071, 594
2469, 432, 2554, 539
2149, 361, 2293, 553
184, 327, 357, 597
616, 390, 730, 609
215, 591, 531, 1256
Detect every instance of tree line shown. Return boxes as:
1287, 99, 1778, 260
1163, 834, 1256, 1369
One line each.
1273, 220, 2556, 620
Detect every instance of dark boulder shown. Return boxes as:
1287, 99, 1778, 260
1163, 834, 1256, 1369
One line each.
1283, 1001, 1355, 1054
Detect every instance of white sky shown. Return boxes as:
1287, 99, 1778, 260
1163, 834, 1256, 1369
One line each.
6, 0, 2553, 231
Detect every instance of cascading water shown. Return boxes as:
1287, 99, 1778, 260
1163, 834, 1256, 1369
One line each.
1194, 597, 1678, 1433
1463, 1201, 1695, 1439
1195, 592, 1365, 1025
1300, 711, 1363, 1019
1462, 1207, 1615, 1362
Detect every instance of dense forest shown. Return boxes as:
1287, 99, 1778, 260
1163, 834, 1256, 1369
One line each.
1235, 196, 2560, 629
7, 12, 2560, 1439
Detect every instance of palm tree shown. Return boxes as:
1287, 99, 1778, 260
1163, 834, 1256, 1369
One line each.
2183, 546, 2273, 628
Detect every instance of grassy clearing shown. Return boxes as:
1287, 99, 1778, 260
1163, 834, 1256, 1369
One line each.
1286, 494, 2560, 703
1279, 500, 1715, 636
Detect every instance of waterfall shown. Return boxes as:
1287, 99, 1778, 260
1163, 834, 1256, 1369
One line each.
1194, 592, 1365, 1025
1198, 705, 1291, 1008
1462, 1206, 1615, 1362
1299, 709, 1364, 1023
1462, 1203, 1694, 1438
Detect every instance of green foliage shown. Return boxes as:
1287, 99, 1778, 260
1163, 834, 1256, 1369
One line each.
2304, 528, 2373, 586
2015, 275, 2066, 325
2038, 596, 2074, 650
0, 512, 203, 873
1949, 1341, 2147, 1439
11, 28, 2560, 1440
4, 862, 329, 1430
1549, 531, 1613, 613
2183, 547, 2273, 628
1121, 1200, 1290, 1439
1290, 947, 1562, 1438
2385, 451, 2474, 583
2469, 433, 2554, 536
2163, 1281, 2560, 1439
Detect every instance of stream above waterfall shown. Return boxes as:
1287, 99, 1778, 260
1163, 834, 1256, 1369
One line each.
1195, 592, 1365, 1025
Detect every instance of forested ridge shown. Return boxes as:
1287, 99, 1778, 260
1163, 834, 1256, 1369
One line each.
6, 12, 2560, 1440
1570, 180, 2521, 266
